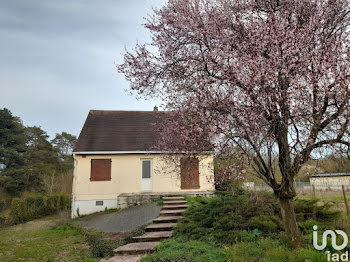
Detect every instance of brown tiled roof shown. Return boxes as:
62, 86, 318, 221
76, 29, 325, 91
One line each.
73, 110, 169, 152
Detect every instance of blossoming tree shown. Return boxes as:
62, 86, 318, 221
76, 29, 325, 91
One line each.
119, 0, 350, 247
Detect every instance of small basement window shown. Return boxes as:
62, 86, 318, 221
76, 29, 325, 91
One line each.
90, 159, 111, 181
96, 201, 104, 206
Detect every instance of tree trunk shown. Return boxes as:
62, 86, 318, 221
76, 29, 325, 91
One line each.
279, 198, 301, 249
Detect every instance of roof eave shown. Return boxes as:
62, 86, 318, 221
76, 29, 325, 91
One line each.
73, 150, 214, 155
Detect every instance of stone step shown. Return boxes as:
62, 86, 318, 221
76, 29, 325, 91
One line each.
163, 200, 187, 205
153, 216, 183, 223
101, 254, 146, 262
162, 196, 185, 201
160, 209, 187, 216
132, 231, 173, 242
162, 204, 188, 210
146, 223, 177, 232
114, 242, 160, 255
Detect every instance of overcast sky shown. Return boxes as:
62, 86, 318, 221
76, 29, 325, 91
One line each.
0, 0, 165, 138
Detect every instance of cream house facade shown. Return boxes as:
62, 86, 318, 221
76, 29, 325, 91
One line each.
71, 110, 215, 218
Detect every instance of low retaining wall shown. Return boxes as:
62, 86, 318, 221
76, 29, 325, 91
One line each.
117, 191, 214, 209
71, 191, 214, 218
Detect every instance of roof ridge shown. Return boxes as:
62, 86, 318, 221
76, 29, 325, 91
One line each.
89, 109, 168, 113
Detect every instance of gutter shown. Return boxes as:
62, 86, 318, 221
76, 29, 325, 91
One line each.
73, 151, 214, 155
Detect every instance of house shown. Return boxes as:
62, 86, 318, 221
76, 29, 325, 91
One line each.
310, 173, 350, 190
71, 109, 215, 218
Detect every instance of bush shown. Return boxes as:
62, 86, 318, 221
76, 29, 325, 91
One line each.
34, 196, 45, 217
0, 214, 7, 226
46, 195, 59, 214
10, 198, 26, 223
0, 199, 5, 213
9, 193, 71, 224
175, 190, 282, 245
58, 193, 70, 209
83, 232, 115, 258
248, 215, 282, 233
175, 192, 342, 246
69, 224, 119, 258
150, 258, 197, 262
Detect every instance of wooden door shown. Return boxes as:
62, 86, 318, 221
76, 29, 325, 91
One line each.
180, 157, 200, 189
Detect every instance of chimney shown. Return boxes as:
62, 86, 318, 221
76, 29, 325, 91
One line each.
153, 106, 158, 111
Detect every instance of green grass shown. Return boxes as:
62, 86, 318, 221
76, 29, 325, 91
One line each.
298, 193, 345, 203
156, 199, 164, 206
224, 238, 327, 262
0, 220, 98, 262
297, 193, 349, 214
140, 237, 226, 262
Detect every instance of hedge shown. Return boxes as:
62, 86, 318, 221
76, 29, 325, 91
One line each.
10, 193, 71, 224
0, 199, 5, 213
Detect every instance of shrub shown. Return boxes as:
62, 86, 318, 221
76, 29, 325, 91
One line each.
0, 199, 5, 213
46, 195, 59, 214
248, 215, 282, 233
176, 192, 341, 246
58, 193, 66, 209
9, 193, 71, 224
69, 224, 119, 258
236, 229, 262, 242
175, 191, 282, 245
34, 196, 45, 217
10, 198, 26, 223
150, 258, 197, 262
90, 238, 115, 258
0, 215, 7, 226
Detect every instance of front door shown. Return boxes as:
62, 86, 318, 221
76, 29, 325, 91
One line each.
180, 157, 200, 189
141, 159, 152, 191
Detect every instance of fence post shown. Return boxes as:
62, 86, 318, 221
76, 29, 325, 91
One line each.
342, 185, 349, 216
312, 185, 316, 200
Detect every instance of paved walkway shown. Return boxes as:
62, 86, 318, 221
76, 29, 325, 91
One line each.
75, 203, 162, 232
102, 196, 188, 262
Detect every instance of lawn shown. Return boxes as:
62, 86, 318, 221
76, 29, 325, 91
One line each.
297, 192, 349, 213
298, 191, 345, 202
0, 216, 98, 262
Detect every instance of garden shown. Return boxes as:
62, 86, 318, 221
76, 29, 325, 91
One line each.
141, 189, 350, 262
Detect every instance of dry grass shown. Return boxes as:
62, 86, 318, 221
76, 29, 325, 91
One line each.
0, 213, 97, 262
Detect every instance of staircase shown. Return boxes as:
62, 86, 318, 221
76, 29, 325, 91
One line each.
101, 196, 188, 262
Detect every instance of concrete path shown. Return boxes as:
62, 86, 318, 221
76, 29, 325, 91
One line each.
75, 203, 162, 232
102, 196, 187, 262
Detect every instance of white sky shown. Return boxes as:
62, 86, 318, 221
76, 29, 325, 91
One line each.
0, 0, 166, 138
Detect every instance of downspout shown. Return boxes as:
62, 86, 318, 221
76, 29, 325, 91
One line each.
71, 153, 78, 218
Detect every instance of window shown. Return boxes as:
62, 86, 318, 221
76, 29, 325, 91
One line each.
96, 201, 104, 206
90, 159, 111, 181
142, 160, 151, 178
